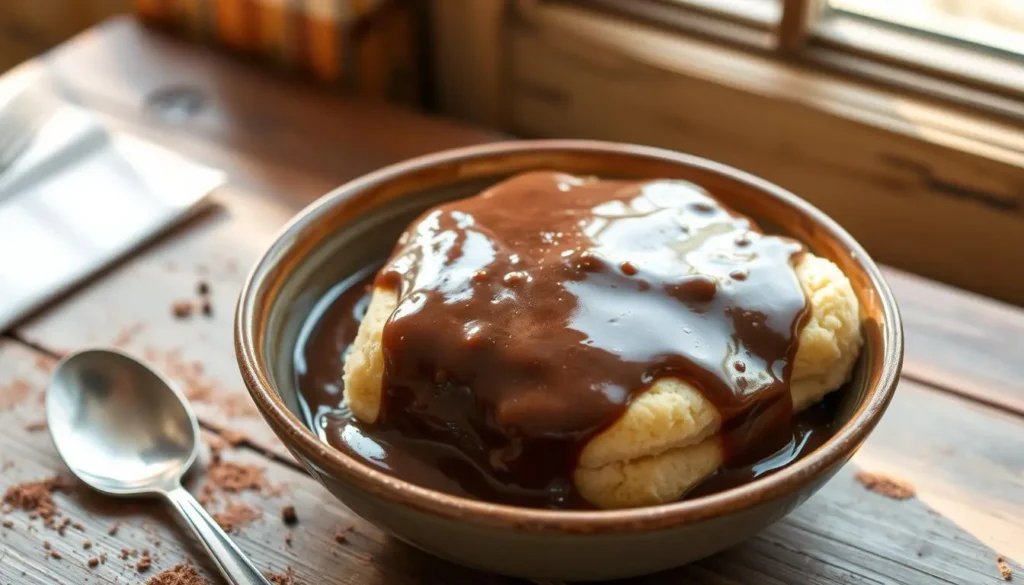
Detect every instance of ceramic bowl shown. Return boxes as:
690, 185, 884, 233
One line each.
235, 140, 903, 581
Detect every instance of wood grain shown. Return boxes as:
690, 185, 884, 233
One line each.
2, 339, 1021, 584
882, 267, 1024, 414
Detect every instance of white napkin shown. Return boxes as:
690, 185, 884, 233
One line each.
0, 101, 224, 331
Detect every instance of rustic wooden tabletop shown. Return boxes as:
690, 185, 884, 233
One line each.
1, 17, 1021, 585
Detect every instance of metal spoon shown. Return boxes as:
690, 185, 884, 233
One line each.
46, 348, 273, 585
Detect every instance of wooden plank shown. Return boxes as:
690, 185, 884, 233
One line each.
882, 267, 1024, 415
2, 339, 1021, 583
508, 4, 1024, 305
37, 17, 500, 184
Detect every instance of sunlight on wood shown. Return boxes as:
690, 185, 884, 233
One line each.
852, 449, 1024, 562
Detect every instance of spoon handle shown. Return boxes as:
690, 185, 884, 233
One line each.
165, 486, 274, 585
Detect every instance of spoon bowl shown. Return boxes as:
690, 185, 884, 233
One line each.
46, 348, 274, 585
47, 348, 198, 495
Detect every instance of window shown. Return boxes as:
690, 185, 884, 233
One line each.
569, 0, 1024, 121
830, 0, 1024, 58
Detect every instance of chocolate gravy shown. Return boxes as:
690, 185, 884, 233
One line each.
295, 172, 838, 508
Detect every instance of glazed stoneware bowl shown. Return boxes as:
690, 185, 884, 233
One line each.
236, 140, 903, 581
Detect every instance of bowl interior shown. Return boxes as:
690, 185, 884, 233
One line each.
242, 141, 899, 525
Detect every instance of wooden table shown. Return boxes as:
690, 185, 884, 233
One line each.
1, 17, 1022, 585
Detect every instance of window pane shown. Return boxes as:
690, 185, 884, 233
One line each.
669, 0, 781, 25
829, 0, 1024, 57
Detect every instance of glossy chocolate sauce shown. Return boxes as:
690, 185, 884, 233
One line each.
295, 172, 840, 508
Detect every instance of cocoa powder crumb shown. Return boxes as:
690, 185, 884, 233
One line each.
87, 557, 99, 568
998, 556, 1012, 581
172, 301, 194, 319
120, 548, 130, 560
83, 539, 92, 549
197, 281, 210, 296
146, 563, 210, 585
220, 430, 247, 446
50, 550, 62, 560
265, 568, 298, 585
281, 505, 297, 525
855, 471, 915, 500
107, 521, 120, 536
137, 555, 153, 572
2, 520, 13, 528
23, 420, 46, 432
4, 477, 70, 520
334, 531, 347, 544
0, 378, 32, 410
284, 531, 293, 547
72, 521, 84, 531
43, 540, 51, 550
213, 502, 261, 533
200, 299, 213, 317
112, 322, 145, 348
206, 462, 266, 493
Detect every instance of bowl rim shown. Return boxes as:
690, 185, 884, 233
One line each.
235, 139, 903, 533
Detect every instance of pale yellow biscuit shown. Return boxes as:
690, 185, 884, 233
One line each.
343, 254, 862, 509
575, 254, 861, 508
342, 287, 396, 424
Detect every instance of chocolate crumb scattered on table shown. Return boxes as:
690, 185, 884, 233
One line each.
83, 539, 92, 549
265, 568, 298, 585
43, 540, 51, 550
200, 299, 213, 317
0, 378, 32, 410
146, 563, 210, 585
284, 530, 293, 547
998, 556, 1012, 581
220, 429, 248, 447
281, 505, 297, 525
87, 557, 99, 568
206, 461, 267, 493
212, 502, 261, 533
34, 356, 52, 372
50, 550, 62, 560
197, 281, 210, 296
107, 521, 120, 536
855, 471, 915, 500
137, 554, 153, 572
172, 301, 194, 319
2, 519, 13, 529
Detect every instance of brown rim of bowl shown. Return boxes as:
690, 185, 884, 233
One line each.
236, 139, 903, 534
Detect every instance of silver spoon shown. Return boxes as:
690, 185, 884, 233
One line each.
46, 348, 273, 585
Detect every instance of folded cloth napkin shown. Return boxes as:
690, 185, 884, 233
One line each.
0, 91, 224, 332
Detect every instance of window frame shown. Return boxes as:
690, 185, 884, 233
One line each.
556, 0, 1024, 123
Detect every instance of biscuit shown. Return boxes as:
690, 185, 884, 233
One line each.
343, 254, 861, 509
